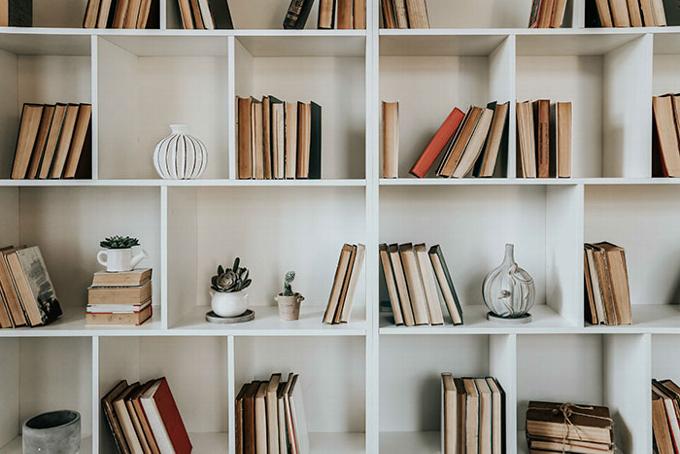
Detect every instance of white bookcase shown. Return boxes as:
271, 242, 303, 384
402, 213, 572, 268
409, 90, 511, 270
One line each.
0, 0, 678, 453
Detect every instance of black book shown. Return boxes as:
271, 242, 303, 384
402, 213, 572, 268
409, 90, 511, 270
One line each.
1, 0, 32, 27
210, 0, 233, 29
283, 0, 315, 29
585, 0, 603, 27
269, 96, 284, 179
309, 101, 322, 179
665, 0, 680, 26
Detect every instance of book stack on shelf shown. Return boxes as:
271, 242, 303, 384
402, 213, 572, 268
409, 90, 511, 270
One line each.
381, 0, 430, 29
0, 0, 31, 26
87, 269, 153, 326
652, 94, 680, 177
408, 103, 509, 179
442, 373, 505, 454
587, 0, 667, 27
102, 377, 192, 454
11, 103, 92, 180
526, 401, 614, 454
83, 0, 158, 29
235, 373, 308, 454
652, 379, 680, 454
516, 100, 572, 179
0, 246, 62, 329
317, 0, 366, 29
176, 0, 233, 30
379, 243, 463, 327
584, 242, 632, 326
528, 0, 568, 28
237, 97, 322, 180
323, 243, 365, 325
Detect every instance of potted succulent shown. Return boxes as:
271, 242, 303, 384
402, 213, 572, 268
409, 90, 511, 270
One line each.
97, 236, 147, 272
210, 257, 251, 318
275, 271, 304, 321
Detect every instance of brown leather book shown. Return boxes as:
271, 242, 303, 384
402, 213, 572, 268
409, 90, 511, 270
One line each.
11, 104, 43, 179
594, 242, 632, 325
533, 99, 550, 178
626, 0, 643, 26
337, 0, 353, 28
251, 99, 264, 179
477, 102, 509, 177
102, 381, 132, 454
83, 0, 100, 27
399, 243, 429, 325
284, 102, 298, 179
296, 101, 311, 179
393, 0, 408, 28
527, 401, 613, 445
516, 101, 536, 178
235, 384, 248, 454
38, 103, 67, 179
124, 0, 142, 28
318, 0, 335, 29
243, 382, 259, 454
49, 104, 79, 178
26, 105, 55, 179
190, 0, 205, 29
63, 104, 92, 179
405, 0, 429, 28
354, 0, 365, 28
323, 244, 353, 324
86, 303, 152, 326
609, 0, 631, 26
388, 243, 415, 326
437, 106, 483, 177
238, 97, 253, 179
0, 247, 27, 327
112, 0, 129, 28
653, 95, 680, 177
177, 0, 194, 28
381, 0, 396, 28
97, 0, 115, 27
262, 96, 272, 179
333, 244, 358, 324
382, 101, 399, 178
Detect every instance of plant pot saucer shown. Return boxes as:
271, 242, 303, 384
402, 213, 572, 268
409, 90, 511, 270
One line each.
486, 312, 532, 324
206, 309, 254, 324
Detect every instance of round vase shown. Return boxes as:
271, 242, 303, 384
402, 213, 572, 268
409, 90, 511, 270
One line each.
23, 410, 81, 454
209, 290, 249, 318
153, 124, 208, 180
482, 243, 536, 319
275, 293, 304, 321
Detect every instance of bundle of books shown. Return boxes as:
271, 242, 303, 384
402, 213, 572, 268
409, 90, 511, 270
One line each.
408, 103, 509, 179
528, 0, 568, 28
87, 268, 153, 326
0, 246, 62, 329
11, 103, 92, 180
237, 96, 322, 180
441, 373, 505, 454
652, 94, 680, 177
102, 377, 192, 454
1, 0, 31, 26
380, 243, 463, 327
235, 373, 309, 454
584, 242, 632, 326
526, 401, 614, 454
652, 379, 680, 454
381, 0, 430, 29
323, 243, 365, 325
588, 0, 667, 27
83, 0, 158, 28
176, 0, 233, 30
516, 100, 572, 178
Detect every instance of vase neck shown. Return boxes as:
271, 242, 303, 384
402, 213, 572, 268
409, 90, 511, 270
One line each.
502, 243, 515, 266
170, 124, 189, 135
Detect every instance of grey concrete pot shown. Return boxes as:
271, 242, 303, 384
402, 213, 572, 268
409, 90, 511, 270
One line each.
23, 410, 81, 454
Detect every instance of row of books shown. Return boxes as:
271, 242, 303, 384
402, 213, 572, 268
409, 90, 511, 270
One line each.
11, 103, 92, 180
102, 378, 192, 454
652, 378, 680, 454
381, 0, 430, 29
317, 0, 366, 29
237, 97, 322, 180
589, 0, 667, 27
0, 245, 62, 329
526, 401, 614, 453
177, 0, 233, 30
516, 99, 572, 179
652, 94, 680, 177
379, 243, 463, 327
584, 241, 633, 326
83, 0, 157, 29
441, 373, 505, 454
235, 373, 308, 454
87, 268, 153, 326
528, 0, 568, 28
323, 243, 365, 325
407, 103, 509, 179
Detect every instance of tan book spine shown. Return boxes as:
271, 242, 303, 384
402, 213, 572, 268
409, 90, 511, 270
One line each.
609, 0, 631, 26
97, 0, 114, 27
39, 104, 67, 179
49, 104, 79, 179
625, 0, 643, 26
557, 102, 572, 178
354, 0, 366, 28
11, 104, 43, 180
63, 104, 92, 178
337, 0, 353, 29
333, 244, 357, 324
88, 280, 152, 305
382, 101, 399, 178
414, 243, 444, 325
381, 0, 396, 28
237, 97, 253, 179
255, 382, 268, 454
318, 0, 335, 29
451, 107, 494, 178
124, 0, 142, 28
112, 0, 130, 28
594, 0, 613, 27
438, 107, 483, 177
26, 105, 56, 179
639, 0, 655, 25
190, 0, 205, 29
6, 252, 43, 326
653, 96, 680, 177
339, 243, 365, 323
177, 0, 195, 28
296, 102, 311, 179
535, 100, 550, 178
478, 102, 508, 177
125, 398, 151, 453
405, 0, 429, 28
399, 243, 430, 325
251, 100, 264, 179
379, 244, 404, 325
652, 0, 667, 25
550, 0, 567, 27
262, 97, 272, 180
284, 102, 298, 179
393, 0, 409, 28
388, 244, 415, 326
517, 101, 537, 178
0, 250, 27, 327
86, 304, 152, 325
136, 0, 152, 28
83, 0, 101, 28
323, 244, 353, 324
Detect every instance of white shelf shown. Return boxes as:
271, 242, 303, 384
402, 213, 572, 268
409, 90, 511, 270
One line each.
379, 431, 439, 454
309, 432, 365, 453
0, 436, 92, 454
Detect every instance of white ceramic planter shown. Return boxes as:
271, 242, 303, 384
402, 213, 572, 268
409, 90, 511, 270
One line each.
153, 124, 208, 180
97, 248, 147, 272
210, 290, 249, 317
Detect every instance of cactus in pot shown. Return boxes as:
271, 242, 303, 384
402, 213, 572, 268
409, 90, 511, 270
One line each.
276, 270, 304, 321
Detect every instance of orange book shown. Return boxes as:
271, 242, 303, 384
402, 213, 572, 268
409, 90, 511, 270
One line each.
409, 107, 465, 178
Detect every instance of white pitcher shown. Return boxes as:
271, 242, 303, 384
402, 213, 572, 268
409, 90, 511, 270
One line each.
97, 248, 147, 272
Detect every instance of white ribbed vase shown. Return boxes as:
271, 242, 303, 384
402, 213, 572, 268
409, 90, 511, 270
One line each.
153, 124, 207, 179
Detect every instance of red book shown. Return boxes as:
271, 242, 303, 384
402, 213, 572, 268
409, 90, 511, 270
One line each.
140, 378, 192, 454
409, 107, 466, 178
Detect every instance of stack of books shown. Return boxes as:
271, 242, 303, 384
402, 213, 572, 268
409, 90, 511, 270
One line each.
237, 96, 322, 180
379, 243, 463, 327
87, 269, 153, 326
323, 243, 365, 325
176, 0, 233, 29
317, 0, 366, 29
102, 377, 192, 454
652, 379, 680, 454
11, 103, 92, 180
83, 0, 158, 29
584, 242, 632, 326
441, 373, 505, 454
0, 0, 31, 26
526, 401, 614, 453
381, 0, 430, 29
235, 373, 309, 454
528, 0, 568, 28
408, 103, 509, 179
516, 100, 572, 178
652, 94, 680, 177
0, 246, 62, 329
588, 0, 667, 27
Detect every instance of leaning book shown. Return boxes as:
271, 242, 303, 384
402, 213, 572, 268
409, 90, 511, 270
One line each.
15, 246, 62, 325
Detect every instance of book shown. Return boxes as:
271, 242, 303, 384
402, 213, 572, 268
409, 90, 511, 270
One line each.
653, 392, 675, 454
130, 381, 160, 454
537, 0, 554, 28
528, 0, 542, 27
526, 401, 613, 445
92, 268, 152, 287
114, 383, 145, 454
414, 243, 444, 325
0, 0, 31, 26
0, 283, 13, 328
97, 0, 115, 27
584, 244, 607, 324
389, 243, 415, 326
551, 0, 568, 27
88, 279, 152, 305
11, 104, 43, 179
652, 0, 667, 25
83, 0, 100, 28
125, 384, 152, 454
594, 0, 614, 26
333, 244, 357, 324
198, 0, 215, 29
405, 0, 429, 28
609, 0, 631, 26
382, 101, 399, 178
463, 378, 479, 454
255, 382, 268, 454
266, 374, 281, 454
594, 242, 632, 325
285, 102, 298, 178
211, 0, 233, 29
26, 105, 55, 180
190, 0, 205, 29
136, 0, 154, 28
0, 247, 27, 327
112, 0, 129, 28
393, 0, 409, 28
441, 373, 457, 454
533, 99, 550, 178
337, 243, 365, 323
238, 97, 253, 179
177, 0, 194, 28
263, 96, 272, 179
516, 101, 537, 178
251, 99, 264, 179
475, 378, 492, 454
626, 0, 643, 26
590, 243, 618, 325
296, 101, 311, 179
354, 0, 365, 28
270, 96, 285, 179
124, 0, 142, 28
242, 381, 259, 454
323, 244, 353, 324
38, 103, 67, 179
451, 107, 494, 178
318, 0, 336, 29
486, 377, 505, 454
639, 0, 656, 25
102, 380, 132, 454
49, 103, 79, 178
477, 102, 509, 177
437, 106, 483, 177
140, 378, 192, 454
288, 374, 310, 454
235, 383, 247, 454
309, 102, 322, 179
379, 244, 404, 325
381, 0, 396, 28
409, 106, 466, 178
284, 0, 315, 29
337, 0, 353, 28
653, 95, 680, 177
63, 103, 92, 178
86, 302, 152, 325
555, 101, 572, 177
429, 245, 463, 325
399, 243, 430, 325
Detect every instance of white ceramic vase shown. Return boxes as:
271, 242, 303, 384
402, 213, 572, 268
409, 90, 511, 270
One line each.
97, 248, 147, 272
209, 290, 249, 318
153, 124, 208, 179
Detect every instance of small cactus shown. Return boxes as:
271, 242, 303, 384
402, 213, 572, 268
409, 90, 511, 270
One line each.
211, 257, 251, 293
282, 271, 295, 296
100, 236, 140, 249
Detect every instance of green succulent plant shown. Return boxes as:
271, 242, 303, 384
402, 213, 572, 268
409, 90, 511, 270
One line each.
100, 236, 140, 249
211, 257, 251, 293
282, 271, 295, 296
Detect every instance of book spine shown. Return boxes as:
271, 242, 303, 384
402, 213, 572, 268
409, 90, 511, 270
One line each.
284, 0, 314, 29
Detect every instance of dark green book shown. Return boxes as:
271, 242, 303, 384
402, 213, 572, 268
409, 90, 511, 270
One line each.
309, 102, 322, 179
1, 0, 32, 27
428, 245, 463, 325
